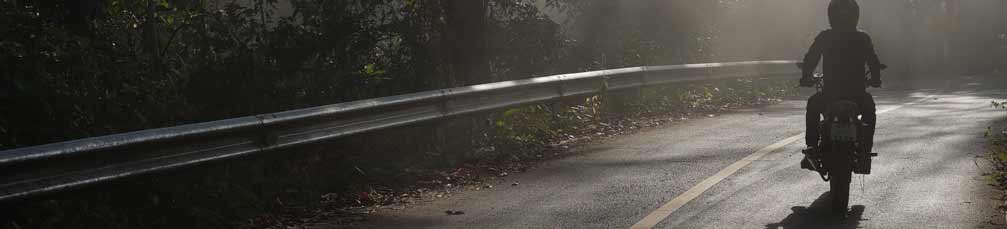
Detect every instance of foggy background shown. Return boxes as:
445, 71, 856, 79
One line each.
232, 0, 1006, 83
553, 0, 1005, 87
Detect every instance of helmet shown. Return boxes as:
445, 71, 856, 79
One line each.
828, 0, 860, 30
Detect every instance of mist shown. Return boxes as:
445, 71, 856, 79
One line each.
560, 0, 1006, 86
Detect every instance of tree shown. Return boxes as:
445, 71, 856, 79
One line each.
445, 0, 488, 86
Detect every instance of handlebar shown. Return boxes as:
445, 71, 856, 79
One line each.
795, 63, 886, 89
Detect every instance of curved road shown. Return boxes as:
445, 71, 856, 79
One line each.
352, 75, 1007, 228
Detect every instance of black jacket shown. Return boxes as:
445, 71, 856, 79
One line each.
802, 29, 883, 95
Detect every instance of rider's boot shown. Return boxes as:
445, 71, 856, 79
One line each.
802, 124, 821, 171
854, 123, 876, 174
836, 209, 849, 220
801, 146, 819, 170
860, 124, 875, 154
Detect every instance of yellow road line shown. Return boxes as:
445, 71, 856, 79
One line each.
629, 94, 937, 229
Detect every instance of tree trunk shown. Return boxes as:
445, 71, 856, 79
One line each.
64, 0, 102, 29
436, 0, 488, 161
444, 0, 488, 86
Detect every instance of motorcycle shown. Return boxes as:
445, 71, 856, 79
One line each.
796, 62, 885, 217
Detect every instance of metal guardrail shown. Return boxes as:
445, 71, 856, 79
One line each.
0, 60, 799, 202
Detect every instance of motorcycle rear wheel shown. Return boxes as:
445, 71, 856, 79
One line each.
825, 142, 854, 217
829, 169, 851, 217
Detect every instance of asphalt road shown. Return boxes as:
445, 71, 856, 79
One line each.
353, 75, 1007, 228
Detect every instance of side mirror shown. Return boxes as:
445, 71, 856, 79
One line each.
795, 62, 805, 70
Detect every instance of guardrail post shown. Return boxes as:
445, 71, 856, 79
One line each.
551, 79, 567, 125
432, 90, 475, 164
433, 91, 451, 160
637, 69, 648, 111
599, 75, 611, 120
255, 115, 279, 148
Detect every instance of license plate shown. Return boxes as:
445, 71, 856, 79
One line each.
831, 124, 857, 142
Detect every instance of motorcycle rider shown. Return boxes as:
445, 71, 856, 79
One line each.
801, 0, 884, 169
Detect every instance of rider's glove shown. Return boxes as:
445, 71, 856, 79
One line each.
799, 77, 816, 87
867, 78, 882, 88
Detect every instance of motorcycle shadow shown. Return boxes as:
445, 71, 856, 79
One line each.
764, 192, 866, 229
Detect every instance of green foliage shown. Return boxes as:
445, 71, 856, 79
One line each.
1, 0, 195, 147
0, 0, 570, 149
